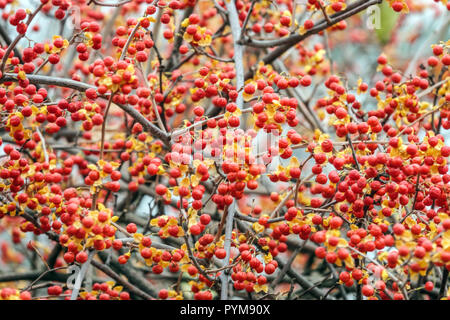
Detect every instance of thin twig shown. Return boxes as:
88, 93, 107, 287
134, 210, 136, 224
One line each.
88, 0, 131, 8
90, 259, 153, 300
0, 3, 45, 73
100, 93, 115, 160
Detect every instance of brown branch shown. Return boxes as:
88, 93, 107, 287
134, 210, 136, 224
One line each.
96, 251, 158, 298
318, 2, 332, 25
90, 259, 153, 300
164, 6, 195, 71
244, 0, 383, 80
100, 94, 115, 160
438, 268, 449, 299
120, 20, 141, 61
88, 0, 131, 7
22, 267, 68, 292
396, 102, 448, 137
0, 3, 45, 73
238, 0, 258, 43
182, 234, 214, 283
269, 187, 294, 218
214, 205, 229, 243
0, 73, 170, 145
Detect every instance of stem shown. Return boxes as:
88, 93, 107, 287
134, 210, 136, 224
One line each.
269, 187, 294, 218
120, 20, 141, 61
0, 3, 44, 73
88, 0, 131, 6
0, 73, 170, 145
100, 94, 115, 160
439, 268, 449, 299
396, 102, 448, 137
90, 259, 153, 300
238, 0, 257, 43
244, 0, 382, 79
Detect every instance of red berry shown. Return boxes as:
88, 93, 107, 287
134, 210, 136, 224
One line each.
200, 214, 211, 225
155, 184, 167, 195
126, 223, 137, 234
158, 289, 169, 299
392, 1, 404, 12
362, 285, 374, 297
335, 107, 347, 119
215, 248, 226, 259
76, 251, 88, 264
